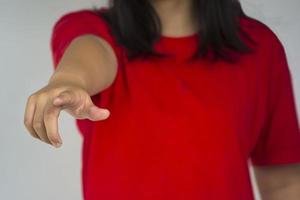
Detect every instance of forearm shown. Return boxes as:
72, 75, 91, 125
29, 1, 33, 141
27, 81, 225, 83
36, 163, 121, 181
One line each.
48, 69, 89, 91
254, 164, 300, 200
49, 34, 117, 96
259, 181, 300, 200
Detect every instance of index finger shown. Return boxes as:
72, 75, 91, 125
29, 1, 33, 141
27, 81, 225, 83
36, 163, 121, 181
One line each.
44, 99, 63, 148
24, 95, 39, 139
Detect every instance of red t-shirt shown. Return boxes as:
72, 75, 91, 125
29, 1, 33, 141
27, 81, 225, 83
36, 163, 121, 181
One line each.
50, 7, 300, 200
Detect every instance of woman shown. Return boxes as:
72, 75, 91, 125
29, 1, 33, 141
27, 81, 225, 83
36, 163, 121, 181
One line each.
24, 0, 300, 199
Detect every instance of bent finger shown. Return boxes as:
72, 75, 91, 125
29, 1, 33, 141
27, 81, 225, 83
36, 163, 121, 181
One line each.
33, 101, 52, 145
24, 96, 39, 139
44, 101, 63, 148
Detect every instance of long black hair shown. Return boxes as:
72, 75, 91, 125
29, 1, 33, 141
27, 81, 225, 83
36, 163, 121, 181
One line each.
93, 0, 255, 62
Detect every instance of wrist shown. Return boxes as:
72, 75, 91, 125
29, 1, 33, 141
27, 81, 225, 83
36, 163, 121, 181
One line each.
48, 71, 89, 92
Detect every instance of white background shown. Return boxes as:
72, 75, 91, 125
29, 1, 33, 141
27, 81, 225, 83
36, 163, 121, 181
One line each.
0, 0, 299, 199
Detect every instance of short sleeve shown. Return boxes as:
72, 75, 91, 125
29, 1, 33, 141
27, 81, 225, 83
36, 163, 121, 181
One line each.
49, 8, 123, 137
50, 8, 122, 70
250, 36, 300, 166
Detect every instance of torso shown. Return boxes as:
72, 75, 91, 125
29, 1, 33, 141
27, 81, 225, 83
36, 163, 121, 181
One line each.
79, 16, 272, 200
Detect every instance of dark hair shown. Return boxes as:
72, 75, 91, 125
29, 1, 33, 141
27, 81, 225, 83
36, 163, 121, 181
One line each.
92, 0, 255, 63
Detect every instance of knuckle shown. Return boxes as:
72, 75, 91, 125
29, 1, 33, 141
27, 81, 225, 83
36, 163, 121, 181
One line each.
28, 94, 36, 101
24, 118, 31, 127
37, 92, 47, 100
59, 89, 70, 96
38, 91, 54, 102
49, 86, 62, 93
63, 91, 73, 102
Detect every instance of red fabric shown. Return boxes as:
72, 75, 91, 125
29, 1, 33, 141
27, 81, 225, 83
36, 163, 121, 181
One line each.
50, 8, 300, 200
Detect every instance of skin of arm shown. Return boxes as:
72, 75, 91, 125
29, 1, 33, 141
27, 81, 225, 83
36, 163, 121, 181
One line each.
49, 34, 118, 96
253, 163, 300, 200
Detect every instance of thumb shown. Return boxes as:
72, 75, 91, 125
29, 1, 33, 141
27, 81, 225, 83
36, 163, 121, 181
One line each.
86, 105, 110, 121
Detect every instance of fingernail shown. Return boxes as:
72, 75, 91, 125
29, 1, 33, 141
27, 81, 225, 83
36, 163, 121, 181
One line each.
53, 142, 62, 148
99, 110, 110, 119
101, 109, 109, 115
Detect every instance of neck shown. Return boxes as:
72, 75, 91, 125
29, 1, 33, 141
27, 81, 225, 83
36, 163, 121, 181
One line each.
150, 0, 198, 37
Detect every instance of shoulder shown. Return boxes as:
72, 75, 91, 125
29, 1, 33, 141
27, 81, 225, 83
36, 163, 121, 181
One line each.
240, 16, 284, 52
50, 7, 124, 67
51, 7, 122, 53
52, 7, 111, 34
239, 15, 288, 76
238, 16, 290, 86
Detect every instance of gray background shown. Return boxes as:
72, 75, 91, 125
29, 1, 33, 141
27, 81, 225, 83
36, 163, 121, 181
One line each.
0, 0, 299, 199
